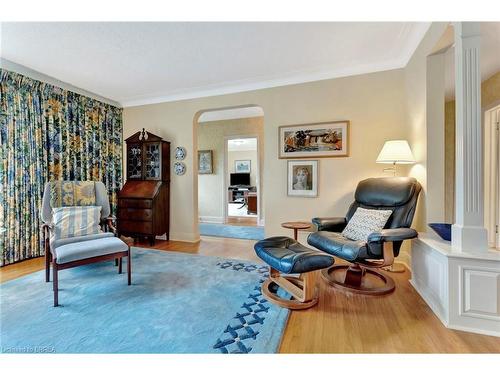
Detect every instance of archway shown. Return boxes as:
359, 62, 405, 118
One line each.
193, 105, 265, 240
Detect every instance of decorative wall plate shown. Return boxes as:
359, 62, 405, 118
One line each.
175, 146, 187, 160
174, 161, 186, 175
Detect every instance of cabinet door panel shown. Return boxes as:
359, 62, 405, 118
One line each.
127, 143, 143, 179
144, 143, 162, 180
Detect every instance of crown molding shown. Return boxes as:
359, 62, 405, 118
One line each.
120, 58, 406, 108
120, 23, 431, 108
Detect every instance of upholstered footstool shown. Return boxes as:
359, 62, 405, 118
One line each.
254, 236, 335, 310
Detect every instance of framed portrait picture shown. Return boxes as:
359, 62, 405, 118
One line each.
278, 120, 349, 159
198, 150, 213, 174
235, 160, 251, 173
287, 160, 318, 197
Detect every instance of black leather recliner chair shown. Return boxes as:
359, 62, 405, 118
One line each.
307, 177, 421, 295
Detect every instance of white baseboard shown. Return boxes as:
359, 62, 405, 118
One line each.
409, 278, 447, 326
169, 232, 201, 243
199, 216, 224, 224
154, 233, 200, 243
446, 323, 500, 338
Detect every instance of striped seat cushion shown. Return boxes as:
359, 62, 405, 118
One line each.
51, 206, 103, 243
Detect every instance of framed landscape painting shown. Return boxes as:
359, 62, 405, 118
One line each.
278, 120, 349, 159
287, 160, 318, 197
235, 160, 251, 173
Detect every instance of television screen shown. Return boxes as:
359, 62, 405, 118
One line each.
230, 173, 250, 186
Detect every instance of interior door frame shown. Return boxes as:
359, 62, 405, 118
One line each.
484, 103, 500, 249
223, 134, 263, 225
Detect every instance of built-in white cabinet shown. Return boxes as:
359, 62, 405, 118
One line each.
411, 234, 500, 337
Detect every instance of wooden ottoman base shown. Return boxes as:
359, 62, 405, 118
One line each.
261, 267, 318, 310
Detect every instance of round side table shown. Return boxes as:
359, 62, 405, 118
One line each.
281, 221, 313, 240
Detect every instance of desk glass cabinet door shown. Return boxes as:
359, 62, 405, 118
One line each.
127, 143, 142, 179
144, 143, 161, 180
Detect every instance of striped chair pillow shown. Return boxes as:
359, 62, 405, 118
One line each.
51, 206, 103, 242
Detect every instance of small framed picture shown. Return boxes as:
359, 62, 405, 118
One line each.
287, 160, 318, 197
235, 160, 251, 173
198, 150, 213, 174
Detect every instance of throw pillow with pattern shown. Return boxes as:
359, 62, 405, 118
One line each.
50, 181, 96, 207
342, 207, 392, 241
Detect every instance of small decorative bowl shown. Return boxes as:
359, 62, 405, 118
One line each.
173, 161, 186, 176
175, 146, 187, 160
428, 223, 452, 241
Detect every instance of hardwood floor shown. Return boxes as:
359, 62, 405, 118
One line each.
2, 236, 499, 353
137, 235, 261, 262
0, 256, 46, 283
225, 216, 259, 226
280, 268, 500, 353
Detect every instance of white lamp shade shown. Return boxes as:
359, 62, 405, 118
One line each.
376, 140, 415, 164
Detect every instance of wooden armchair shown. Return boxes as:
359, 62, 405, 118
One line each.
41, 181, 131, 307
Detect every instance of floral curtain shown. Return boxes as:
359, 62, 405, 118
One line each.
0, 69, 122, 266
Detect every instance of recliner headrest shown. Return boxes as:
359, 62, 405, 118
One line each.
355, 177, 419, 207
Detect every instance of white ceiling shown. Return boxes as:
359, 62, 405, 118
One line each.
0, 22, 430, 107
228, 138, 257, 152
444, 22, 500, 100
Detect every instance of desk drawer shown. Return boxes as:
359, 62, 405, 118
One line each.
118, 199, 152, 209
118, 208, 153, 221
119, 220, 152, 234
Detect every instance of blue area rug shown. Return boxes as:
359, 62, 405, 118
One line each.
199, 223, 265, 240
0, 248, 288, 353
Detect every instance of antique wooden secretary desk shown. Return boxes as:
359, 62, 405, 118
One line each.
118, 129, 170, 245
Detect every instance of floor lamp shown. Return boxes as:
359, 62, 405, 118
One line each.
376, 140, 416, 272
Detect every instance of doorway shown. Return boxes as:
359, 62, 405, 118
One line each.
485, 103, 500, 249
225, 137, 259, 226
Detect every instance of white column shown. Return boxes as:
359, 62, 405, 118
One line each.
451, 22, 488, 253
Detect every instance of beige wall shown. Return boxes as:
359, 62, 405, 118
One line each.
426, 53, 446, 224
404, 23, 449, 233
197, 117, 263, 222
123, 69, 409, 242
444, 100, 456, 223
482, 71, 500, 109
444, 70, 500, 223
228, 150, 258, 186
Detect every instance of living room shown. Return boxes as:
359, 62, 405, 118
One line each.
1, 1, 499, 373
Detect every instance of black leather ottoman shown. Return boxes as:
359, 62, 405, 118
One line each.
254, 236, 334, 310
